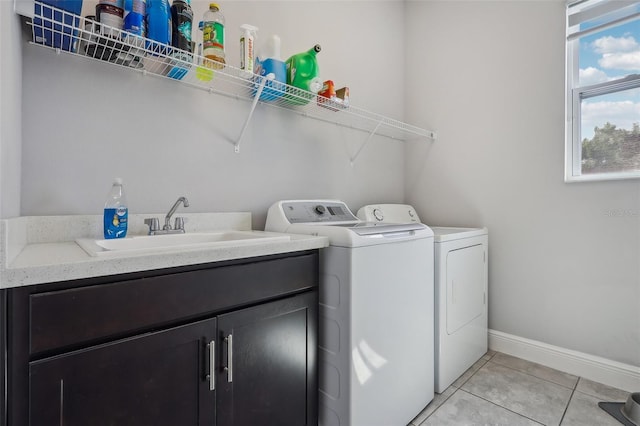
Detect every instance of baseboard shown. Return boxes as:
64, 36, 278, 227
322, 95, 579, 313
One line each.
489, 329, 640, 393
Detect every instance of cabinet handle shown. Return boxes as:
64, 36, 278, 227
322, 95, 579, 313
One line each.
225, 334, 233, 383
206, 340, 215, 391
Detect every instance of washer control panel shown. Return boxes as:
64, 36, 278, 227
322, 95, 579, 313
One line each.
281, 201, 359, 224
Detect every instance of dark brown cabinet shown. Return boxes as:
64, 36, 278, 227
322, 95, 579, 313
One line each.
1, 290, 6, 426
30, 318, 218, 426
5, 250, 319, 426
217, 293, 317, 425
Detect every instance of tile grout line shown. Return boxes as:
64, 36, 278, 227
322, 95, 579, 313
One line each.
456, 357, 491, 388
416, 354, 494, 425
486, 358, 579, 391
416, 353, 628, 426
569, 376, 630, 402
412, 352, 501, 426
560, 377, 582, 425
414, 387, 460, 425
459, 355, 575, 426
415, 353, 495, 426
456, 388, 547, 426
558, 386, 578, 425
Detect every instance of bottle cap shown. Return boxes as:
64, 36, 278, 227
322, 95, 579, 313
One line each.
209, 3, 219, 10
114, 177, 123, 184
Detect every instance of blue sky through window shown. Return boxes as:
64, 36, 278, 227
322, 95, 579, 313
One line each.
578, 18, 640, 139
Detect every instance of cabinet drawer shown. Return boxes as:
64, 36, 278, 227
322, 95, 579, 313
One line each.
29, 252, 318, 356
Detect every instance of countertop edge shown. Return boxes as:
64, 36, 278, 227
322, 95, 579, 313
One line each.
0, 213, 329, 289
0, 235, 329, 289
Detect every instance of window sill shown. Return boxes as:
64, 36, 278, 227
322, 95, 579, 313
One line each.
564, 171, 640, 183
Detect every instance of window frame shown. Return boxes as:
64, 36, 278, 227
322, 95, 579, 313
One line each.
565, 0, 640, 182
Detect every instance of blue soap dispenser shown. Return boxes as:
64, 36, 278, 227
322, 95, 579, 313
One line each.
103, 178, 128, 239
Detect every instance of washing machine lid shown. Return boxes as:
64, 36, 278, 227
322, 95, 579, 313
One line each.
346, 222, 427, 235
265, 200, 433, 247
357, 205, 487, 242
431, 226, 488, 242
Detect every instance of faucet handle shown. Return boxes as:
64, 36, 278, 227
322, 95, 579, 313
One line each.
174, 217, 185, 232
144, 218, 160, 234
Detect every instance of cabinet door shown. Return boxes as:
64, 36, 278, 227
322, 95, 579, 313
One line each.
29, 318, 217, 426
217, 292, 318, 426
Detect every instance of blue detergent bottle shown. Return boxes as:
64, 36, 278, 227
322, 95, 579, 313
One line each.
103, 178, 128, 239
146, 0, 171, 53
254, 35, 287, 101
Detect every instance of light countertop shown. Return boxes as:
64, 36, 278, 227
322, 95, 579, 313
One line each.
0, 213, 328, 289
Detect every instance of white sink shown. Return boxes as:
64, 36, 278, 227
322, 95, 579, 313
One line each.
76, 231, 291, 257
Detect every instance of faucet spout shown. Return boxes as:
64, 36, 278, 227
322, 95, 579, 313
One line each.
164, 196, 189, 230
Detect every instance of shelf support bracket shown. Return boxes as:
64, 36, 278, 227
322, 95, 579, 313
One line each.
234, 73, 274, 153
350, 120, 384, 166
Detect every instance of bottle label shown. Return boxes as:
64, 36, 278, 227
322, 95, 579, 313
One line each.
146, 0, 171, 46
104, 207, 128, 239
203, 22, 224, 51
172, 4, 193, 50
240, 36, 253, 72
177, 19, 192, 43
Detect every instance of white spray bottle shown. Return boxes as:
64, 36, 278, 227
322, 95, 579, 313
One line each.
240, 24, 258, 79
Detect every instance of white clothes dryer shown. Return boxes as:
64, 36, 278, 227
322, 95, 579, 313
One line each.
266, 200, 434, 426
357, 204, 488, 393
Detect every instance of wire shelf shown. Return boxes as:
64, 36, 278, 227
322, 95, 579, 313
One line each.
22, 1, 436, 148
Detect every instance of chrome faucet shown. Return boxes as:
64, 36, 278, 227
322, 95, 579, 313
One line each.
164, 196, 189, 230
144, 196, 190, 235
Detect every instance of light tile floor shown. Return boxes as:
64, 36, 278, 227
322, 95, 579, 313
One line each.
409, 351, 631, 426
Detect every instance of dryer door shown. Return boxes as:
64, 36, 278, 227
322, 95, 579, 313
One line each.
446, 244, 485, 334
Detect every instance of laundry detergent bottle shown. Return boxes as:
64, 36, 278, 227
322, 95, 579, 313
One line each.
285, 44, 321, 105
254, 34, 286, 101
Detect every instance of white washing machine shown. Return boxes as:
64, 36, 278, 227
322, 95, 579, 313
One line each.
357, 204, 488, 393
266, 200, 434, 426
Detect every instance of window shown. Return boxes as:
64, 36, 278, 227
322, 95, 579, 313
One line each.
566, 0, 640, 182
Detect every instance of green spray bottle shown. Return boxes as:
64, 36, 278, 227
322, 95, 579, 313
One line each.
285, 44, 322, 105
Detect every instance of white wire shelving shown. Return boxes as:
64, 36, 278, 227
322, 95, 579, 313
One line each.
15, 0, 436, 159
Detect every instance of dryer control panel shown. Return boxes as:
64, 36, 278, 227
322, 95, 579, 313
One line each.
281, 201, 359, 224
357, 204, 421, 223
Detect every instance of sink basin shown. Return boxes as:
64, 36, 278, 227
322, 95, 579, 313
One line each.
76, 231, 291, 257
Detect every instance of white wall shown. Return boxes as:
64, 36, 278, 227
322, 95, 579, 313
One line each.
405, 1, 640, 367
19, 1, 407, 228
0, 2, 23, 219
7, 0, 640, 371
